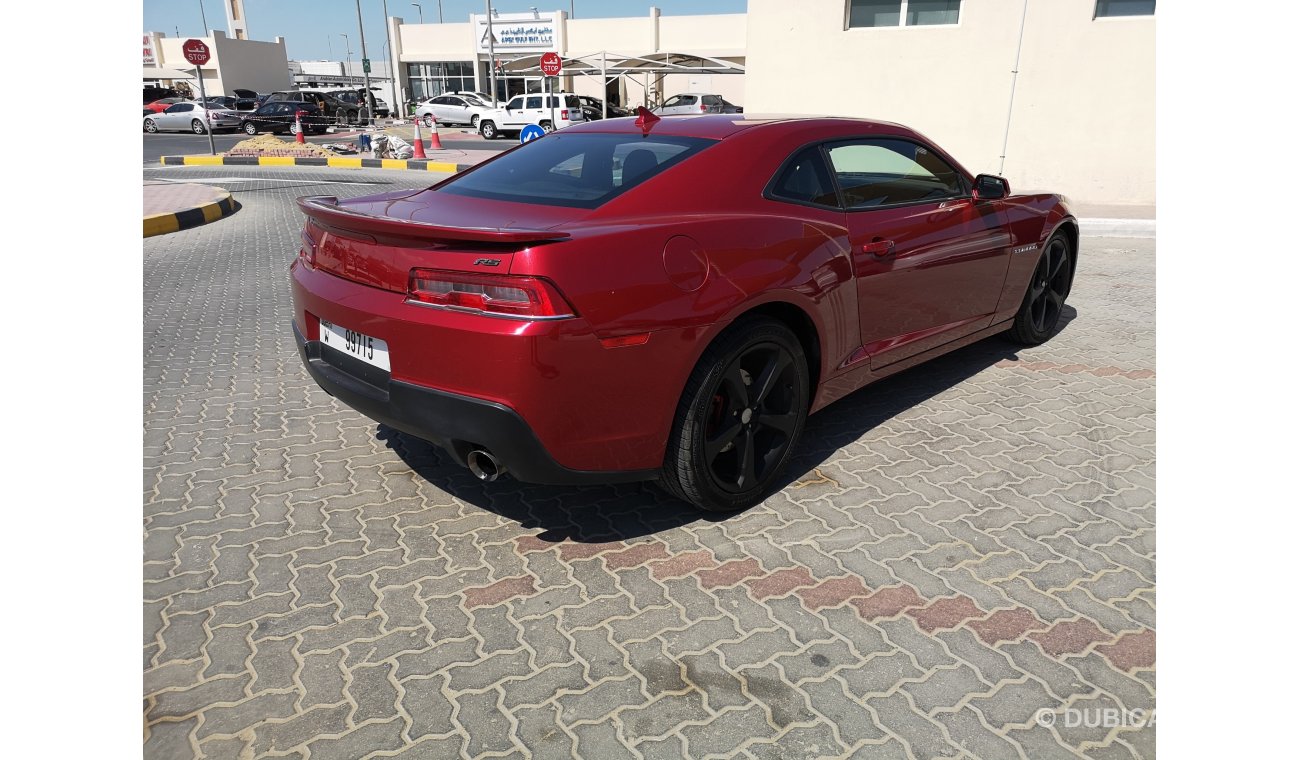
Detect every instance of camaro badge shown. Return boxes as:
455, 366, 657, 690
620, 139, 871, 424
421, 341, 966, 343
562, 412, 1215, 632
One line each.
1012, 244, 1039, 255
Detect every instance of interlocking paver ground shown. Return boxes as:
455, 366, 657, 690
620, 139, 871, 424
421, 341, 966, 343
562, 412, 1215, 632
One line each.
144, 165, 1155, 759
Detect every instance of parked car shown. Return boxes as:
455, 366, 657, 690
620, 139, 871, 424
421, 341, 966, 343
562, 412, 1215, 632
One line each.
289, 114, 1077, 511
653, 93, 743, 115
416, 94, 492, 128
143, 86, 179, 105
144, 97, 190, 115
326, 89, 389, 118
266, 90, 360, 124
143, 102, 242, 134
476, 93, 585, 139
574, 95, 631, 121
240, 102, 328, 136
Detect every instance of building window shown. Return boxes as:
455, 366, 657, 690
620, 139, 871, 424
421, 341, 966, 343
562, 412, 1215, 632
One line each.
1095, 0, 1155, 17
847, 0, 961, 28
406, 62, 475, 101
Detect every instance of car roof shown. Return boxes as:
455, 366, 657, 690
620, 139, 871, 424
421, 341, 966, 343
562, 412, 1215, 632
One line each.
564, 114, 913, 141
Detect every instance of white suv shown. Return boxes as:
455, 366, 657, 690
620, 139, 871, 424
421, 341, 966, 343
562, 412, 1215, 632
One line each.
477, 94, 585, 139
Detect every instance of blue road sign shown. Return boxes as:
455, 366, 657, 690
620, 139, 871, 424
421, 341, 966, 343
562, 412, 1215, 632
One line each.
520, 124, 546, 143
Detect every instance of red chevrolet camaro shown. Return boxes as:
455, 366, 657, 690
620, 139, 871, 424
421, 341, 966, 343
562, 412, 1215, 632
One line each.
291, 112, 1076, 511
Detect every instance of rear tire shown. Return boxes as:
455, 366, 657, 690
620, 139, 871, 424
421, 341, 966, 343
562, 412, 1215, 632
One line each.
479, 120, 498, 140
191, 119, 206, 134
423, 114, 435, 128
144, 119, 158, 133
1007, 232, 1074, 345
470, 115, 480, 129
540, 121, 554, 133
242, 122, 258, 136
659, 317, 810, 512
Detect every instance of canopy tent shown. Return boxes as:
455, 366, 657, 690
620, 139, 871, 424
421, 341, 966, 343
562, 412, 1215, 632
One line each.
143, 67, 196, 80
490, 51, 745, 117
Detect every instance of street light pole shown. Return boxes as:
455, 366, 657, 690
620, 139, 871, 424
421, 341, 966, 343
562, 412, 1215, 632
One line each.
485, 1, 498, 107
437, 0, 443, 22
340, 33, 351, 81
198, 0, 209, 35
382, 0, 400, 122
411, 3, 422, 23
355, 0, 374, 126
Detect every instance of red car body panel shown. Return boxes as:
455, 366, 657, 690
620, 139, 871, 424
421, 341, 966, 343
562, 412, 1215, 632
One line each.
291, 115, 1076, 479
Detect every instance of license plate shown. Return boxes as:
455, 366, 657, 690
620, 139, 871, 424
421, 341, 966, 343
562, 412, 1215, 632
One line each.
319, 319, 390, 371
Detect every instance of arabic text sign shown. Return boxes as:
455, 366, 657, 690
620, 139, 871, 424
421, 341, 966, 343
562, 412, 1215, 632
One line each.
183, 39, 211, 66
143, 34, 156, 66
475, 17, 558, 53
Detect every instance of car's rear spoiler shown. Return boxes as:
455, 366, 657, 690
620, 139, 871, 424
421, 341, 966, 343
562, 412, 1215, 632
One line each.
297, 195, 572, 245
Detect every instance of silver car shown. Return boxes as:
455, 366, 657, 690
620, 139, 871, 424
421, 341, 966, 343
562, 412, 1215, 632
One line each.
416, 94, 492, 128
143, 102, 243, 134
652, 93, 743, 116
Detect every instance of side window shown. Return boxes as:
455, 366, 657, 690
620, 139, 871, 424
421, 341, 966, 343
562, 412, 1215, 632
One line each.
769, 147, 840, 208
507, 97, 524, 109
678, 95, 698, 106
167, 103, 193, 113
661, 95, 684, 108
526, 96, 543, 109
826, 139, 965, 208
702, 96, 721, 106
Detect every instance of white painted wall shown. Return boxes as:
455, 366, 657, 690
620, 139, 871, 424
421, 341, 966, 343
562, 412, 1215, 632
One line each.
155, 31, 290, 96
745, 0, 1155, 206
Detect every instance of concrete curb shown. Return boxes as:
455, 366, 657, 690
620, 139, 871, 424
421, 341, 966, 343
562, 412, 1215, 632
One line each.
143, 188, 237, 238
1078, 218, 1157, 238
160, 155, 470, 173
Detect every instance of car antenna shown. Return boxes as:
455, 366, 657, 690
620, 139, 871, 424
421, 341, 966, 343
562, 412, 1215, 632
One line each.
634, 106, 660, 135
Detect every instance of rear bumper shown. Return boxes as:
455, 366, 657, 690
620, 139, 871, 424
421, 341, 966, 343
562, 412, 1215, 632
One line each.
293, 322, 657, 486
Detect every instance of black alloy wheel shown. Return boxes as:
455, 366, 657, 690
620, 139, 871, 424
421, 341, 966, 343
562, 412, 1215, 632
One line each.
661, 317, 809, 512
1008, 233, 1074, 345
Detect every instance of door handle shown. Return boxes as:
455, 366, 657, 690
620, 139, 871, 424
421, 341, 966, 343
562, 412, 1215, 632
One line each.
863, 239, 895, 256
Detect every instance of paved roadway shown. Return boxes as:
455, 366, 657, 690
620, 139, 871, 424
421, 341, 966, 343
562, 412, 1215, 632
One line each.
143, 164, 1156, 759
142, 131, 510, 165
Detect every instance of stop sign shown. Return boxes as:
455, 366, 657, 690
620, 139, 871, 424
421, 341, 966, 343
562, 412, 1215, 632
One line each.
182, 39, 211, 66
540, 52, 562, 77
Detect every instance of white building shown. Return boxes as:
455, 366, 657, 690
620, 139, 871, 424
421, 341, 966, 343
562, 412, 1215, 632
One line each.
143, 29, 291, 97
387, 1, 1154, 207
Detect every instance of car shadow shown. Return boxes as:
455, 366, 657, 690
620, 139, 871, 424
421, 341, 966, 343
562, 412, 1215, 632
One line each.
380, 307, 1077, 542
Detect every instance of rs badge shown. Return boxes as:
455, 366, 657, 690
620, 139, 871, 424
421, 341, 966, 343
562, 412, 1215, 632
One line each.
473, 258, 502, 267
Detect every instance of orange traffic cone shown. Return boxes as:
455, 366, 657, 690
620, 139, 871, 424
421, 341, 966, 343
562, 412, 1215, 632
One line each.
411, 118, 428, 159
294, 110, 306, 144
427, 114, 444, 150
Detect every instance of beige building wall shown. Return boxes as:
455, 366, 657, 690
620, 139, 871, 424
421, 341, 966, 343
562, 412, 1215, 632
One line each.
745, 0, 1154, 207
156, 31, 290, 96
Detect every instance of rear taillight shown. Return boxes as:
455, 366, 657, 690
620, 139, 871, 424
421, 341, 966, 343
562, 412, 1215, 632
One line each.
699, 103, 707, 111
299, 224, 319, 267
408, 269, 575, 320
560, 108, 569, 120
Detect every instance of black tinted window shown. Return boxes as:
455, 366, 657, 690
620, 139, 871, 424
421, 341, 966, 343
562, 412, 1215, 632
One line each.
440, 133, 715, 209
770, 148, 839, 208
827, 138, 965, 208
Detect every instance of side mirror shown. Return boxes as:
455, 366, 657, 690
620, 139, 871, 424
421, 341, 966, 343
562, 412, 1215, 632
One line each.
973, 174, 1010, 200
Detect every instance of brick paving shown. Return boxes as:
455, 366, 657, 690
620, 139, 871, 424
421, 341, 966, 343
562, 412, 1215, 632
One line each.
143, 165, 1155, 759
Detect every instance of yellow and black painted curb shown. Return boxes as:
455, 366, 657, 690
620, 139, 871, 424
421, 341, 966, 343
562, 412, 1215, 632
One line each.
143, 190, 238, 238
159, 155, 468, 173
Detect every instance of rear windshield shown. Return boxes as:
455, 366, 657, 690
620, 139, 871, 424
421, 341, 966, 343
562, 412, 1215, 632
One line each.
438, 133, 715, 209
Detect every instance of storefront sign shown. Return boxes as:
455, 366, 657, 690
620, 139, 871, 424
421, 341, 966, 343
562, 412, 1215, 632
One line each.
143, 33, 156, 66
474, 13, 558, 54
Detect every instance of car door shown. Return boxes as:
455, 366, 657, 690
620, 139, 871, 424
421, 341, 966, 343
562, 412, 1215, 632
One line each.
443, 96, 470, 123
159, 102, 193, 131
826, 137, 1011, 368
659, 94, 696, 115
500, 96, 527, 127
